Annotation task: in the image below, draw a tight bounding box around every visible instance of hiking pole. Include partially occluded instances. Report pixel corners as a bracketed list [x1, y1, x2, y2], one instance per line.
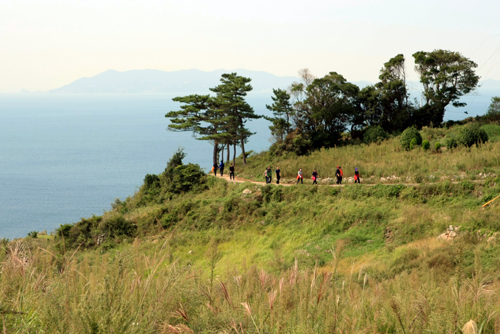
[483, 195, 500, 208]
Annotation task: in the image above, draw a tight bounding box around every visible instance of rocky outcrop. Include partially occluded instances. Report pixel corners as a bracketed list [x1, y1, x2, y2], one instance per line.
[437, 225, 460, 241]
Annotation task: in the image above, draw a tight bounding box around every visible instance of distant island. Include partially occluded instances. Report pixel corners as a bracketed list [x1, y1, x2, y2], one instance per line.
[49, 69, 300, 94]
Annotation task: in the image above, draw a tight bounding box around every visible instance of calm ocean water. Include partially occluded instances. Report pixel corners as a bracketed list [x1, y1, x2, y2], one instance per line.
[0, 94, 273, 238]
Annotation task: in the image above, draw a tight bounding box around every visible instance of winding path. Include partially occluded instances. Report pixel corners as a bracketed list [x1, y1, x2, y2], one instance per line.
[214, 173, 485, 188]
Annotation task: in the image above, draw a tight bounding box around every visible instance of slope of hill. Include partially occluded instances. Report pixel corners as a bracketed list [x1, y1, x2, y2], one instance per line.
[49, 69, 299, 94]
[3, 124, 500, 332]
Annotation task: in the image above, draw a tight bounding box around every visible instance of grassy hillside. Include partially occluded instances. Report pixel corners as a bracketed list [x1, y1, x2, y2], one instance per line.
[236, 125, 500, 184]
[2, 124, 500, 333]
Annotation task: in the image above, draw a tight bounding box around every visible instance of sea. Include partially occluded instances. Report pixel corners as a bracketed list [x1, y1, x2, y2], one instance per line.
[0, 93, 273, 239]
[0, 92, 495, 238]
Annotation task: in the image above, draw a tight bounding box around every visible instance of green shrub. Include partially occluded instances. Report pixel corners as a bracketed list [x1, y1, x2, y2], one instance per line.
[27, 231, 38, 238]
[422, 140, 430, 151]
[99, 213, 136, 238]
[400, 127, 422, 150]
[169, 163, 206, 194]
[410, 138, 418, 150]
[445, 137, 458, 150]
[56, 224, 73, 238]
[165, 147, 186, 180]
[269, 129, 312, 156]
[364, 126, 388, 144]
[435, 142, 442, 151]
[457, 123, 488, 147]
[144, 174, 160, 189]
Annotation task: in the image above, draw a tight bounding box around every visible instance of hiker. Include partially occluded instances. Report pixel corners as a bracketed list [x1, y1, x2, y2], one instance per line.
[212, 163, 218, 176]
[336, 166, 343, 184]
[312, 169, 318, 185]
[266, 166, 272, 184]
[275, 166, 281, 185]
[229, 164, 235, 180]
[219, 160, 225, 176]
[296, 168, 303, 184]
[354, 167, 361, 184]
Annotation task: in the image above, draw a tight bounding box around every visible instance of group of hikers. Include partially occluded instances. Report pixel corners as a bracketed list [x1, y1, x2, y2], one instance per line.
[212, 160, 361, 185]
[264, 165, 360, 185]
[212, 160, 236, 180]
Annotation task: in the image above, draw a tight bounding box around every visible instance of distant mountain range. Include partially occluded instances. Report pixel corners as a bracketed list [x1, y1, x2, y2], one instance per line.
[49, 69, 300, 94]
[48, 68, 500, 97]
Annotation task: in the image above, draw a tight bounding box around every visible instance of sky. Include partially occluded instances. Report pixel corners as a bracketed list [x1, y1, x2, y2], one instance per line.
[1, 0, 500, 92]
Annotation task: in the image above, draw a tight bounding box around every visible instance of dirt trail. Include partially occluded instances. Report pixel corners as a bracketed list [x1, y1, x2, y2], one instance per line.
[214, 173, 484, 188]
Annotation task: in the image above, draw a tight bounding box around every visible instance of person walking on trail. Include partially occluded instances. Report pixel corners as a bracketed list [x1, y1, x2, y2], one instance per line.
[354, 167, 361, 184]
[336, 166, 344, 184]
[296, 168, 304, 184]
[229, 164, 235, 180]
[219, 160, 225, 176]
[212, 163, 218, 176]
[266, 166, 272, 184]
[275, 166, 281, 185]
[312, 169, 318, 185]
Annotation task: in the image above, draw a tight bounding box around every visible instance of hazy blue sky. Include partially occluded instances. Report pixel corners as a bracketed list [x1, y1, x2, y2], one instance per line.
[1, 0, 500, 92]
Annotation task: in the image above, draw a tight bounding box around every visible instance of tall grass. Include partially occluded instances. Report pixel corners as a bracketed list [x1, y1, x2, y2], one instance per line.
[237, 136, 500, 182]
[1, 238, 499, 333]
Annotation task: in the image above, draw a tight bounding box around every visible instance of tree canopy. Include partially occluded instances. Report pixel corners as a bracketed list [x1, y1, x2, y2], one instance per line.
[413, 49, 480, 125]
[166, 73, 260, 166]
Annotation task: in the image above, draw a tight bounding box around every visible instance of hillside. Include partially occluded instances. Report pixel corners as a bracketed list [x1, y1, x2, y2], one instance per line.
[2, 124, 500, 332]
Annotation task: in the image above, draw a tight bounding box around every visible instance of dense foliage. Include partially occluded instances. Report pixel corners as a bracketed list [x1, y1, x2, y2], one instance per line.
[400, 127, 423, 150]
[363, 125, 388, 144]
[263, 50, 479, 156]
[457, 123, 489, 147]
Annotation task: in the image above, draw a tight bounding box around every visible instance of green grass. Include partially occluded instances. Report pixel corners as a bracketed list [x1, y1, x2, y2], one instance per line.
[234, 126, 500, 183]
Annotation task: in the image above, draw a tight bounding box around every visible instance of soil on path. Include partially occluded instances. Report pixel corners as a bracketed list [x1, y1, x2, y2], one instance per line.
[214, 173, 484, 188]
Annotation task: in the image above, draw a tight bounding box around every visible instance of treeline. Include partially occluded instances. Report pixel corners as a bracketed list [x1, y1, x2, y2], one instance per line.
[266, 50, 480, 155]
[166, 49, 480, 160]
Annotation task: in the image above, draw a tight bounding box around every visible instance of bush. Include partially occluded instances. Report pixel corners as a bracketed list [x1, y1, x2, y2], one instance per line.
[400, 127, 422, 150]
[363, 126, 388, 144]
[410, 138, 418, 150]
[165, 148, 186, 180]
[457, 123, 488, 147]
[422, 140, 430, 151]
[169, 163, 206, 194]
[144, 174, 160, 189]
[98, 213, 136, 238]
[435, 142, 442, 151]
[269, 129, 312, 156]
[27, 231, 38, 238]
[445, 137, 458, 150]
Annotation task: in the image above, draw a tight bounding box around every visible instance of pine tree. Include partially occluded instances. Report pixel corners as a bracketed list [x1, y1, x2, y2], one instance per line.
[210, 73, 260, 165]
[165, 94, 231, 165]
[265, 88, 294, 142]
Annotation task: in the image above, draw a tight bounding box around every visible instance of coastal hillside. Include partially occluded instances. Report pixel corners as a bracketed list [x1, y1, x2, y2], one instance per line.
[2, 123, 500, 333]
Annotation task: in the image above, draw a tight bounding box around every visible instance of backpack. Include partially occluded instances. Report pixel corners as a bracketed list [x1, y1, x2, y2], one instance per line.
[340, 169, 344, 177]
